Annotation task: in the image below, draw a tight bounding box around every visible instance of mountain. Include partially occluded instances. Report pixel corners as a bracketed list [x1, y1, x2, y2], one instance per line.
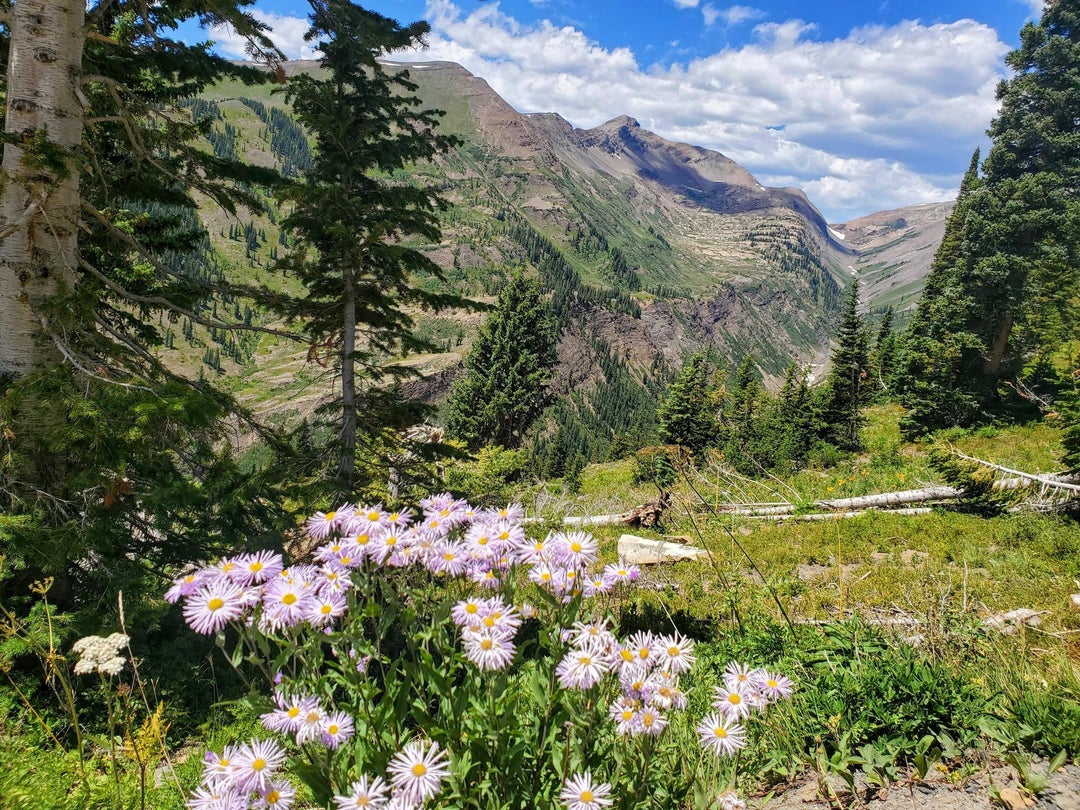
[831, 201, 955, 319]
[191, 60, 950, 464]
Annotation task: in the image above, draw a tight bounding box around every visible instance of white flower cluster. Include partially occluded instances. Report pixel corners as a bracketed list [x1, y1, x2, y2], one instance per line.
[71, 632, 129, 676]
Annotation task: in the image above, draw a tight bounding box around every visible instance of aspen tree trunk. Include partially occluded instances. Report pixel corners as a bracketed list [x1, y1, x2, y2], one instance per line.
[0, 0, 85, 376]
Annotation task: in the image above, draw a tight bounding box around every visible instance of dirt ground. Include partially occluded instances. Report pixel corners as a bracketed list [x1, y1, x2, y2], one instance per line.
[755, 761, 1080, 810]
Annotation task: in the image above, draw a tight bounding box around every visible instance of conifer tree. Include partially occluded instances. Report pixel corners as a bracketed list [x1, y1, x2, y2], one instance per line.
[821, 281, 870, 450]
[869, 307, 901, 401]
[279, 0, 463, 494]
[656, 352, 719, 456]
[901, 1, 1080, 433]
[446, 274, 560, 450]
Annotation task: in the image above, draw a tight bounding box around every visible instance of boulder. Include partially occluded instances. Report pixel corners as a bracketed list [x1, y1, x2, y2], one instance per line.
[618, 534, 709, 566]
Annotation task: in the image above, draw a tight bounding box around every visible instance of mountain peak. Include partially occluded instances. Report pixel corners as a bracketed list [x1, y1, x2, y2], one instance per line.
[597, 115, 641, 131]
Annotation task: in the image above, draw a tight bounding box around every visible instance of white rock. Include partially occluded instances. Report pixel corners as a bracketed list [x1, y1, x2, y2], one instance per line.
[982, 608, 1045, 634]
[617, 534, 710, 566]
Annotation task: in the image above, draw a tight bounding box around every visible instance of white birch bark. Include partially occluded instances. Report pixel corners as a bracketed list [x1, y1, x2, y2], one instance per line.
[0, 0, 85, 376]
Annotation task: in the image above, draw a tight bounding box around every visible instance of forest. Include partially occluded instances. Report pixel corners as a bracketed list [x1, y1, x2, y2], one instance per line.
[0, 0, 1079, 807]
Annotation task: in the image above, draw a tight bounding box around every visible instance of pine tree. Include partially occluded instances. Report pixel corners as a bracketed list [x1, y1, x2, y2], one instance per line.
[821, 281, 870, 451]
[901, 2, 1080, 433]
[279, 0, 464, 494]
[446, 274, 560, 450]
[869, 307, 901, 401]
[656, 353, 719, 456]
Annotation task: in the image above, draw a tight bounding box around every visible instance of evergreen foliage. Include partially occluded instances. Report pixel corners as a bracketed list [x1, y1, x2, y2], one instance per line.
[901, 1, 1080, 435]
[446, 274, 560, 449]
[869, 307, 901, 402]
[656, 353, 719, 455]
[820, 281, 871, 451]
[277, 0, 467, 495]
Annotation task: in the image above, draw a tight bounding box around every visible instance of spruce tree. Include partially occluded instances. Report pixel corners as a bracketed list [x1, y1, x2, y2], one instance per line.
[901, 1, 1080, 433]
[279, 0, 463, 494]
[869, 307, 900, 401]
[821, 281, 870, 451]
[656, 352, 719, 456]
[446, 274, 560, 450]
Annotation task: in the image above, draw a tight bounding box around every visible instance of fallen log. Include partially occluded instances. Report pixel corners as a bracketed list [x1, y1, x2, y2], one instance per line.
[740, 506, 934, 521]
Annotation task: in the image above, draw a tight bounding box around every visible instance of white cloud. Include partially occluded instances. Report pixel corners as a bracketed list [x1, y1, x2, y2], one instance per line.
[671, 0, 700, 8]
[1020, 0, 1045, 17]
[211, 10, 318, 61]
[709, 5, 765, 27]
[702, 4, 721, 27]
[229, 0, 1011, 220]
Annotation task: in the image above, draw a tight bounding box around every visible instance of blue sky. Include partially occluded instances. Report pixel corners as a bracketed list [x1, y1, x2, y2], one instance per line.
[207, 0, 1045, 220]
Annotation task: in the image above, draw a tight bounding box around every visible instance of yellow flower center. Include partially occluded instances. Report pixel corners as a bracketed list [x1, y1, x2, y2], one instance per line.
[388, 513, 399, 522]
[728, 694, 741, 705]
[252, 758, 266, 771]
[356, 799, 371, 807]
[540, 572, 551, 581]
[266, 790, 280, 803]
[367, 511, 380, 521]
[643, 713, 655, 726]
[328, 724, 339, 735]
[466, 603, 478, 614]
[321, 604, 332, 615]
[483, 616, 495, 628]
[581, 791, 594, 803]
[714, 726, 728, 738]
[287, 707, 300, 718]
[620, 649, 634, 662]
[219, 758, 230, 767]
[767, 679, 778, 688]
[638, 648, 650, 659]
[249, 561, 263, 572]
[443, 553, 455, 562]
[357, 534, 370, 545]
[570, 542, 582, 553]
[481, 639, 493, 650]
[621, 710, 633, 720]
[220, 562, 235, 573]
[325, 511, 337, 521]
[386, 537, 397, 547]
[207, 598, 225, 611]
[339, 557, 351, 566]
[668, 645, 680, 656]
[578, 655, 592, 666]
[412, 763, 427, 777]
[282, 593, 297, 606]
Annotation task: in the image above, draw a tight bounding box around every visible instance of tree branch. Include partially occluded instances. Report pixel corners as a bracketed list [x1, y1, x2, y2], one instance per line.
[79, 204, 304, 343]
[77, 256, 302, 341]
[39, 316, 156, 393]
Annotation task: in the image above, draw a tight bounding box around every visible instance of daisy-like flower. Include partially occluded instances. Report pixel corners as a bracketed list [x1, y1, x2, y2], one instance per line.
[186, 785, 246, 810]
[451, 597, 486, 627]
[713, 681, 754, 720]
[717, 792, 747, 810]
[307, 592, 348, 627]
[602, 563, 640, 584]
[307, 505, 353, 540]
[755, 670, 794, 702]
[696, 712, 747, 757]
[232, 738, 286, 794]
[650, 680, 688, 711]
[556, 641, 610, 690]
[183, 579, 249, 635]
[608, 697, 639, 736]
[255, 779, 295, 809]
[723, 661, 755, 691]
[295, 702, 328, 744]
[201, 744, 242, 788]
[165, 570, 211, 603]
[386, 740, 451, 805]
[428, 539, 468, 576]
[633, 706, 668, 736]
[556, 531, 599, 568]
[484, 503, 526, 522]
[625, 631, 658, 669]
[333, 775, 391, 809]
[320, 710, 355, 749]
[261, 694, 318, 735]
[569, 620, 617, 651]
[383, 508, 413, 528]
[582, 574, 613, 597]
[656, 631, 696, 675]
[262, 579, 314, 631]
[464, 631, 516, 671]
[348, 504, 387, 536]
[560, 772, 613, 810]
[232, 550, 284, 586]
[618, 665, 655, 702]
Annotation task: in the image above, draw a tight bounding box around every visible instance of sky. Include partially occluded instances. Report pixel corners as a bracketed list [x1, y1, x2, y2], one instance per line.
[205, 0, 1046, 221]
